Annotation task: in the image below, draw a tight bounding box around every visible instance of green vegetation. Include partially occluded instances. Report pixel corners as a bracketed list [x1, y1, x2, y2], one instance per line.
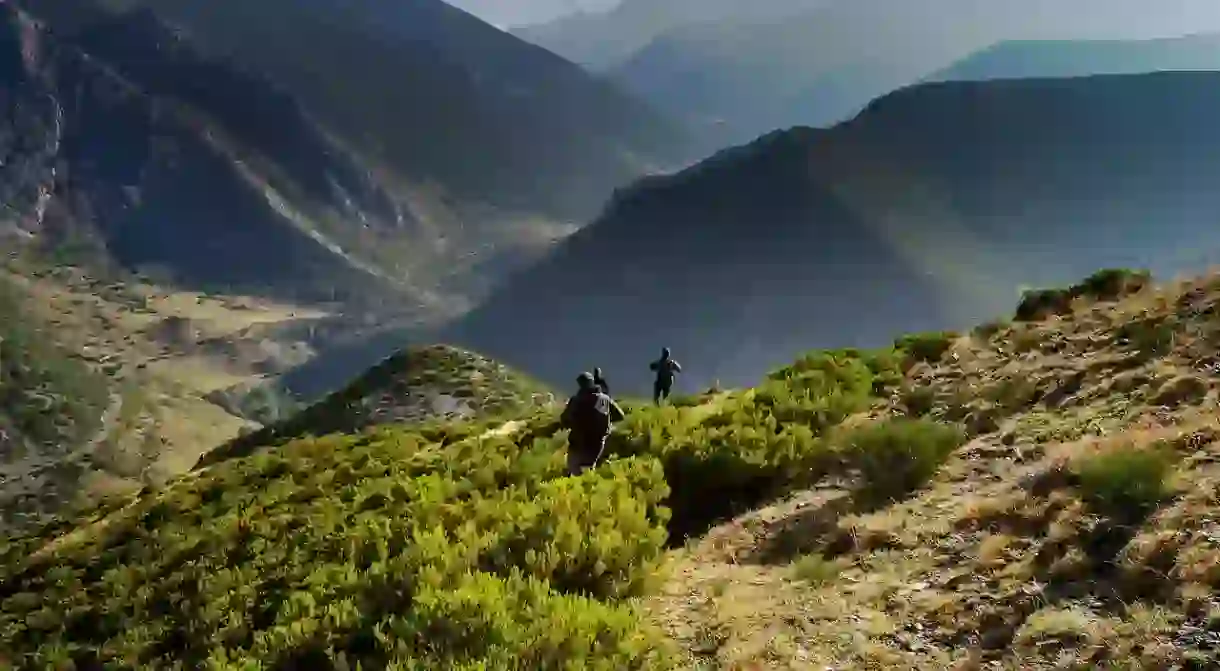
[11, 264, 1206, 668]
[1015, 268, 1150, 322]
[893, 331, 958, 367]
[199, 345, 554, 469]
[790, 553, 845, 586]
[0, 335, 972, 667]
[836, 418, 966, 506]
[1072, 443, 1176, 521]
[0, 420, 672, 669]
[0, 277, 110, 457]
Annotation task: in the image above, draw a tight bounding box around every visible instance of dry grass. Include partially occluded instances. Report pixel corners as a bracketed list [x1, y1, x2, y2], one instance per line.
[0, 267, 320, 530]
[649, 270, 1220, 669]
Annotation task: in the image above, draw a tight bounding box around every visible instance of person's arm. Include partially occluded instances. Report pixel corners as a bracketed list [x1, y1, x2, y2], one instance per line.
[649, 361, 658, 371]
[672, 360, 683, 373]
[559, 399, 575, 428]
[607, 398, 625, 423]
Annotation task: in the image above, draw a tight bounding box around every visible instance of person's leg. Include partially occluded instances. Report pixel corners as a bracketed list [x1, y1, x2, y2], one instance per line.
[653, 381, 663, 405]
[659, 383, 672, 404]
[567, 448, 586, 476]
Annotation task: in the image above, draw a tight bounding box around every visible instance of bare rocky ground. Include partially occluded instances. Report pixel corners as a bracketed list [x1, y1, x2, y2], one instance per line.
[645, 271, 1220, 670]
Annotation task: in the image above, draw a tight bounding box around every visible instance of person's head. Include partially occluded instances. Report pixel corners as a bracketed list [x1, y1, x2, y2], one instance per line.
[576, 372, 595, 391]
[661, 347, 671, 359]
[593, 367, 603, 378]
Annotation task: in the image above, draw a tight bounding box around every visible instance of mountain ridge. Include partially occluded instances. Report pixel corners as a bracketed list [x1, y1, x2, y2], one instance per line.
[927, 31, 1220, 83]
[442, 71, 1220, 394]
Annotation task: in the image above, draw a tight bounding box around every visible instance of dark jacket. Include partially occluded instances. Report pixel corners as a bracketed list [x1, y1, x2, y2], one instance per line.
[560, 388, 624, 458]
[649, 357, 682, 385]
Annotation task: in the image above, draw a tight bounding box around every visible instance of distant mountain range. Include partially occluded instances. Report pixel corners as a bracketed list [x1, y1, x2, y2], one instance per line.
[927, 32, 1220, 83]
[513, 0, 826, 70]
[441, 71, 1220, 393]
[520, 0, 1220, 151]
[4, 0, 690, 314]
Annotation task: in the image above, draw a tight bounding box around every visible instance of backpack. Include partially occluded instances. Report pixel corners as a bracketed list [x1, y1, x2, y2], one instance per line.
[575, 391, 611, 437]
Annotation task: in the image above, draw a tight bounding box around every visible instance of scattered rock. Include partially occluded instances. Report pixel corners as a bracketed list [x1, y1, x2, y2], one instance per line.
[1150, 375, 1210, 408]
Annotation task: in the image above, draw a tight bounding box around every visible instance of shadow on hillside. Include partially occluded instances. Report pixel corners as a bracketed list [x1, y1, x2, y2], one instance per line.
[739, 484, 918, 565]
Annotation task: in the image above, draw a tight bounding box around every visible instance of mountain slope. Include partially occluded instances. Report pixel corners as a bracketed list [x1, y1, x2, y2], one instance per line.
[95, 0, 692, 223]
[928, 32, 1220, 83]
[0, 274, 112, 529]
[197, 344, 555, 469]
[0, 252, 355, 532]
[8, 267, 1220, 667]
[443, 72, 1220, 394]
[0, 1, 423, 309]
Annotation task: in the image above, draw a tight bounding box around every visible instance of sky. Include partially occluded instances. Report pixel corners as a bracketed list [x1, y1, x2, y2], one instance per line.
[445, 0, 619, 28]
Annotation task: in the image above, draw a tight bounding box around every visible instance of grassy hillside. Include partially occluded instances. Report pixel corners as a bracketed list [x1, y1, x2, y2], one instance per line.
[0, 275, 112, 494]
[0, 257, 345, 532]
[8, 267, 1220, 668]
[198, 345, 556, 469]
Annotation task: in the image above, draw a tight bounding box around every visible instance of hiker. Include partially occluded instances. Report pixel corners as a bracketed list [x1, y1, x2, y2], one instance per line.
[649, 347, 682, 405]
[592, 367, 610, 395]
[559, 372, 624, 475]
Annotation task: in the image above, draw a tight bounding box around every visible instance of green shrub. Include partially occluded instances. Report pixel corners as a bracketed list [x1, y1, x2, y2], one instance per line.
[1076, 268, 1151, 302]
[972, 319, 1009, 341]
[899, 385, 938, 417]
[1073, 444, 1174, 521]
[1015, 287, 1074, 322]
[1114, 316, 1176, 359]
[1014, 268, 1150, 322]
[791, 553, 844, 586]
[835, 418, 967, 505]
[894, 331, 957, 368]
[607, 364, 888, 541]
[0, 423, 672, 669]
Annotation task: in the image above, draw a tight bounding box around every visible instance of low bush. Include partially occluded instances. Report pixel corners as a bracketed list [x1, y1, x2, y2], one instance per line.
[894, 331, 958, 368]
[791, 553, 844, 586]
[835, 418, 967, 505]
[0, 423, 672, 669]
[606, 348, 905, 541]
[1015, 268, 1151, 322]
[1072, 443, 1175, 521]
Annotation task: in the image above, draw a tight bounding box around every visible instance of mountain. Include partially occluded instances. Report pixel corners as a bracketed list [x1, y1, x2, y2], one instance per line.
[442, 72, 1220, 394]
[445, 0, 619, 30]
[512, 0, 825, 70]
[0, 1, 423, 309]
[928, 32, 1220, 83]
[96, 0, 692, 224]
[599, 0, 1220, 150]
[607, 1, 972, 150]
[7, 266, 1220, 667]
[197, 344, 555, 468]
[2, 0, 690, 329]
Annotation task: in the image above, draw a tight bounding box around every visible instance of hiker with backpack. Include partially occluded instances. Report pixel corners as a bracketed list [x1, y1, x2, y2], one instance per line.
[559, 372, 624, 475]
[649, 347, 682, 405]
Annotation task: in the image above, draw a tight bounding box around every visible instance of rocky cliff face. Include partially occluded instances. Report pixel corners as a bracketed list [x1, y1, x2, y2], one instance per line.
[0, 3, 412, 307]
